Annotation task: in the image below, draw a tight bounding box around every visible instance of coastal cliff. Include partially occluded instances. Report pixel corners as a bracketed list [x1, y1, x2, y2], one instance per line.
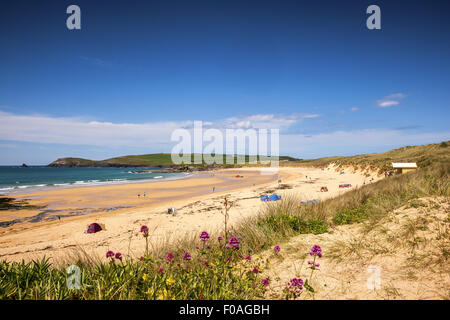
[46, 155, 214, 171]
[47, 154, 299, 169]
[47, 154, 176, 168]
[47, 158, 100, 167]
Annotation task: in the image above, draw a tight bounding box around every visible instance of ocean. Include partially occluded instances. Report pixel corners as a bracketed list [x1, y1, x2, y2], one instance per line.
[0, 166, 190, 194]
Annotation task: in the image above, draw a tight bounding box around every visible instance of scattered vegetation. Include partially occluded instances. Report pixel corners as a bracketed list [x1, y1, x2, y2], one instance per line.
[332, 205, 368, 225]
[0, 236, 268, 300]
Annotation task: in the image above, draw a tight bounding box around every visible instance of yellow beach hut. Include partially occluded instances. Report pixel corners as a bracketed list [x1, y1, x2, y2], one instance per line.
[392, 162, 418, 174]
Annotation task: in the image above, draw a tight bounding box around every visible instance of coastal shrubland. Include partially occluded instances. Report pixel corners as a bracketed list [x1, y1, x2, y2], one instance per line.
[0, 161, 448, 299]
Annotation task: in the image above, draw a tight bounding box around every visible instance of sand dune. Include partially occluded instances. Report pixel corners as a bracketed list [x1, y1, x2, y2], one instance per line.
[261, 196, 450, 300]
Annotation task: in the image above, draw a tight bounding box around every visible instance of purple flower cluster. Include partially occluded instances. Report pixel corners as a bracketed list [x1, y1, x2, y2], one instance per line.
[200, 231, 210, 242]
[140, 225, 149, 237]
[250, 267, 259, 274]
[287, 277, 304, 293]
[106, 250, 122, 262]
[183, 252, 191, 261]
[228, 237, 240, 249]
[308, 261, 320, 267]
[309, 244, 322, 258]
[273, 245, 281, 254]
[166, 252, 174, 263]
[262, 278, 270, 286]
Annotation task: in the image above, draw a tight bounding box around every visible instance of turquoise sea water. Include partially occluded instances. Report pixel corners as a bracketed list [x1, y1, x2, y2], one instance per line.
[0, 166, 188, 194]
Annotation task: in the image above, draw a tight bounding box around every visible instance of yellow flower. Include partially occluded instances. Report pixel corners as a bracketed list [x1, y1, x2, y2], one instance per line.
[146, 288, 154, 296]
[142, 273, 149, 282]
[165, 276, 175, 286]
[157, 289, 172, 300]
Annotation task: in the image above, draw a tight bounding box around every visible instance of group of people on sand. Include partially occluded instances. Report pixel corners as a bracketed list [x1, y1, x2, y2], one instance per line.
[137, 192, 147, 198]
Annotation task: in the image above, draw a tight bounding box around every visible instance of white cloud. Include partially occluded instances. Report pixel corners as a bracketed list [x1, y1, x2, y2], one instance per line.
[0, 111, 191, 147]
[378, 101, 399, 107]
[1, 110, 448, 159]
[350, 107, 359, 112]
[376, 93, 406, 108]
[221, 113, 319, 130]
[0, 111, 317, 147]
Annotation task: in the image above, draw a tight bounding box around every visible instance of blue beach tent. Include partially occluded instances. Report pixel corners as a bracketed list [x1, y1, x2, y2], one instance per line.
[269, 194, 282, 201]
[260, 194, 281, 201]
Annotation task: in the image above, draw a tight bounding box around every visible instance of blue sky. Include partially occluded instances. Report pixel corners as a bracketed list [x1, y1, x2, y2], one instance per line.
[0, 0, 449, 164]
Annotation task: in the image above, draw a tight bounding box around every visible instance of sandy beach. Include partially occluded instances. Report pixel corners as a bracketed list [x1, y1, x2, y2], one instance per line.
[0, 166, 380, 263]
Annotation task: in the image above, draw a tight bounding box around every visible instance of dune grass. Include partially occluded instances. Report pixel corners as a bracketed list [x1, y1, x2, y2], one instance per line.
[0, 162, 448, 300]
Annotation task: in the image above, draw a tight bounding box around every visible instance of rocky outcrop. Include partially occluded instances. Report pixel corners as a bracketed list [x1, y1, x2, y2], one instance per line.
[47, 158, 150, 168]
[47, 158, 97, 167]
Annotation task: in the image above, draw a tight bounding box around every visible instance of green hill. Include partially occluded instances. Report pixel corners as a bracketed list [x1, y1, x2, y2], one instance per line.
[291, 141, 450, 172]
[47, 154, 298, 168]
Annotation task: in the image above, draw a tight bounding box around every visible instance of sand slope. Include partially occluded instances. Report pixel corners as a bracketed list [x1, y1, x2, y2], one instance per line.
[261, 196, 450, 300]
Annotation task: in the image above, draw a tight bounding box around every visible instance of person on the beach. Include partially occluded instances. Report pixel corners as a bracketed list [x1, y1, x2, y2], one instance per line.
[138, 193, 140, 198]
[143, 192, 146, 197]
[212, 187, 215, 192]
